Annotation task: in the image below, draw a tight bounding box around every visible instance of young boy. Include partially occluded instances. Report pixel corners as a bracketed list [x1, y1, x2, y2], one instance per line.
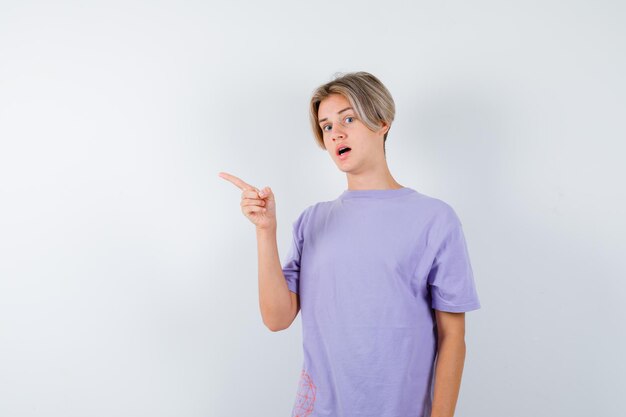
[219, 71, 481, 417]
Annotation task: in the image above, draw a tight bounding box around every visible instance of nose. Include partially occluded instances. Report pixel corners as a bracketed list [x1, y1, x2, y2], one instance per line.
[332, 124, 346, 142]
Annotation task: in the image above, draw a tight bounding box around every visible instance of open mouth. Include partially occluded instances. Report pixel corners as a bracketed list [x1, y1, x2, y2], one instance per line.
[337, 147, 351, 156]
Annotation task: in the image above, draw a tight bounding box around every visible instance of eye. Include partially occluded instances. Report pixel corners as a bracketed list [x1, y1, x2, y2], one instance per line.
[321, 116, 355, 133]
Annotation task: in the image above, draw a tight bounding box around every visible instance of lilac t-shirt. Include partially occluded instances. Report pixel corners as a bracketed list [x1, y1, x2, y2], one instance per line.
[282, 186, 481, 417]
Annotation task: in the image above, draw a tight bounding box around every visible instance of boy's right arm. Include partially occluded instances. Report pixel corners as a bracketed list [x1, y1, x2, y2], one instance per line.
[216, 172, 298, 331]
[256, 227, 300, 331]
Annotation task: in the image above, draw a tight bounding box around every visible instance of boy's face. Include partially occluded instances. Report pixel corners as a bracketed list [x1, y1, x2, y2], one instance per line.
[318, 93, 388, 174]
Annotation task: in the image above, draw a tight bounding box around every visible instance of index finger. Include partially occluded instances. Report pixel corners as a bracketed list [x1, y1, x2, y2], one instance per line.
[218, 171, 258, 191]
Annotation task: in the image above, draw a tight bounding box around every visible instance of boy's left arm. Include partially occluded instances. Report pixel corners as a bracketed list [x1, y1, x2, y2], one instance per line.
[430, 310, 468, 417]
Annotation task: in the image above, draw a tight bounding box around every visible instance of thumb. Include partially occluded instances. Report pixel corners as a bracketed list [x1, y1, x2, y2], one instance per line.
[258, 186, 273, 200]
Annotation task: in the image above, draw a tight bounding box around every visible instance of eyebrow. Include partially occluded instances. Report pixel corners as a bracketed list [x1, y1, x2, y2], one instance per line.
[318, 107, 353, 124]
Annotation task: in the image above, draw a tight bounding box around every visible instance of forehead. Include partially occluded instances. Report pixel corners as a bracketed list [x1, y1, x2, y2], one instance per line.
[318, 93, 351, 115]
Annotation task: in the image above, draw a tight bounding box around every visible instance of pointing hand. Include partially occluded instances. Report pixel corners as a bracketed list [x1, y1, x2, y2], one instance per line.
[218, 171, 277, 231]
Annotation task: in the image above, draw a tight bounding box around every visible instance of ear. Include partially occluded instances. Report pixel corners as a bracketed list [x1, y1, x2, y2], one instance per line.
[379, 121, 390, 135]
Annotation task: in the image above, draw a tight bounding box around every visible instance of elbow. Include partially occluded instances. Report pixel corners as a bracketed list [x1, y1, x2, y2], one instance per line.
[265, 321, 288, 332]
[262, 301, 297, 332]
[262, 313, 290, 332]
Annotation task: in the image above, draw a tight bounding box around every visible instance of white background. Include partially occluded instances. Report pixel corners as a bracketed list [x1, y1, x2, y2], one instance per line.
[1, 1, 624, 416]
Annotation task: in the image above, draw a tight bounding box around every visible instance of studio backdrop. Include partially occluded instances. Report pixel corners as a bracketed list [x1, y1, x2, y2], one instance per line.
[0, 1, 624, 416]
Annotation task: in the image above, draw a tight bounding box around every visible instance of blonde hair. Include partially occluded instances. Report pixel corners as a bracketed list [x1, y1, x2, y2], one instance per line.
[309, 71, 396, 153]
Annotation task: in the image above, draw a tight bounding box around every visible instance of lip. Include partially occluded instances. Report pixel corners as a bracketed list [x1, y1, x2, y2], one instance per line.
[336, 144, 351, 156]
[337, 146, 351, 161]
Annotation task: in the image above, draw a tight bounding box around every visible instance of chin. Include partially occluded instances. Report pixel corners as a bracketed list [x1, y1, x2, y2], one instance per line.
[335, 164, 353, 173]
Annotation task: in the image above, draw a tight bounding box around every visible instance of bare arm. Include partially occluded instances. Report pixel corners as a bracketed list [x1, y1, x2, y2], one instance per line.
[218, 171, 299, 332]
[430, 310, 467, 417]
[257, 227, 300, 331]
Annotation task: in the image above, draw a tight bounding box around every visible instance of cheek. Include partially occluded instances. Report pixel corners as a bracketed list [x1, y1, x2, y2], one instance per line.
[323, 137, 333, 150]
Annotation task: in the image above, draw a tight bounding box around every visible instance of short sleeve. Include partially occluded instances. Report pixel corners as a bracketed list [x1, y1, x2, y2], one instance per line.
[282, 209, 307, 294]
[427, 217, 481, 313]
